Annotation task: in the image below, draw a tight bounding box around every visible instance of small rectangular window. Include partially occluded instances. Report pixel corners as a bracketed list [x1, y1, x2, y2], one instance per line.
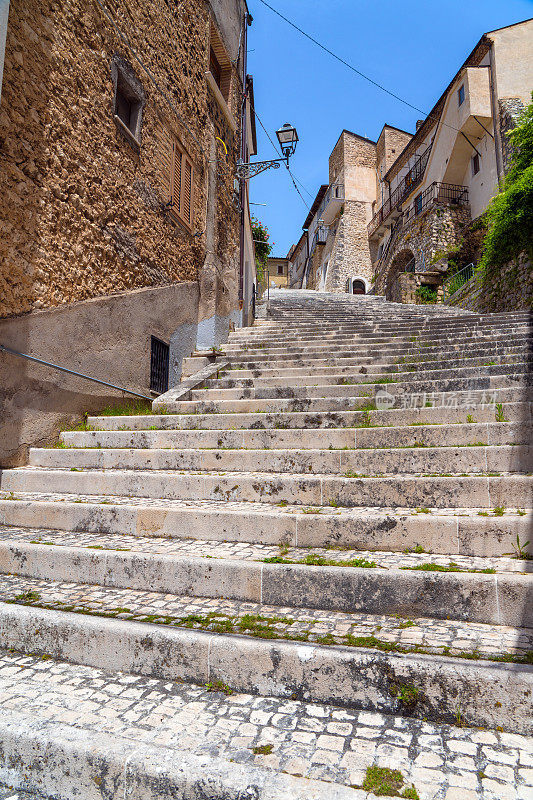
[277, 264, 284, 275]
[116, 89, 132, 128]
[210, 47, 222, 90]
[150, 336, 169, 393]
[414, 193, 423, 215]
[112, 56, 145, 146]
[472, 153, 480, 175]
[458, 84, 465, 106]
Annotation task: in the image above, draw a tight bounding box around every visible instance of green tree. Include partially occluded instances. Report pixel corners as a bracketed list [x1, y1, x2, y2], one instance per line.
[480, 93, 533, 272]
[251, 216, 273, 284]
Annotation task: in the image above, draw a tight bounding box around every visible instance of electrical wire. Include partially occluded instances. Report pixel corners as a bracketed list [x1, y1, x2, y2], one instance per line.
[257, 0, 479, 138]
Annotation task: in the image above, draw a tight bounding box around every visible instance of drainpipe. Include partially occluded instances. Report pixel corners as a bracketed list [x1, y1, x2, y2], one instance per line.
[0, 0, 10, 106]
[238, 12, 251, 322]
[487, 40, 503, 183]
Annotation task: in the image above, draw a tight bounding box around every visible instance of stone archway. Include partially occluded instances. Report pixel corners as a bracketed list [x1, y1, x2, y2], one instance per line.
[346, 276, 369, 295]
[386, 249, 415, 301]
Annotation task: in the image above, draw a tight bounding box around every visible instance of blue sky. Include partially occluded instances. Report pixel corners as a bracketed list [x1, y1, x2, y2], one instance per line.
[246, 0, 533, 256]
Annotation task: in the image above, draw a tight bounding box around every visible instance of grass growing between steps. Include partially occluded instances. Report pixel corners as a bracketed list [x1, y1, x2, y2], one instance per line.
[261, 554, 377, 568]
[356, 765, 419, 798]
[4, 594, 532, 667]
[401, 563, 496, 574]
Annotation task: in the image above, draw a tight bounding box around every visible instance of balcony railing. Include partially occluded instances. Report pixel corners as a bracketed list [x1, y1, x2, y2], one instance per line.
[368, 145, 432, 238]
[402, 181, 469, 223]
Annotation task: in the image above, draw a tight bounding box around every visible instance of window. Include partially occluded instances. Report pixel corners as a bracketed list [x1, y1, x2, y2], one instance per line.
[208, 22, 232, 103]
[111, 55, 145, 147]
[458, 84, 465, 106]
[277, 264, 284, 275]
[209, 47, 222, 90]
[150, 336, 169, 394]
[414, 193, 423, 216]
[472, 153, 480, 176]
[169, 138, 194, 228]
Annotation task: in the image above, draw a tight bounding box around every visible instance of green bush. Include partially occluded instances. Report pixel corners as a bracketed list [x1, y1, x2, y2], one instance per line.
[416, 285, 438, 304]
[480, 93, 533, 272]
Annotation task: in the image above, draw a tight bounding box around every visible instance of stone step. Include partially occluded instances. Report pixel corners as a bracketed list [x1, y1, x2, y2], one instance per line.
[1, 532, 530, 626]
[2, 468, 531, 508]
[59, 421, 531, 451]
[0, 579, 531, 733]
[1, 651, 531, 800]
[157, 377, 531, 414]
[28, 444, 533, 476]
[193, 377, 530, 402]
[86, 399, 533, 431]
[221, 335, 530, 356]
[1, 495, 529, 556]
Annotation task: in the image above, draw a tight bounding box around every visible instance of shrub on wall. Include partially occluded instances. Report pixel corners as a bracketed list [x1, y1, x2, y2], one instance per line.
[480, 93, 533, 273]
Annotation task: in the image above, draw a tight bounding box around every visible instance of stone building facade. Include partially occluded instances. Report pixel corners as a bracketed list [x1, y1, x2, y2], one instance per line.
[0, 0, 256, 465]
[289, 18, 532, 307]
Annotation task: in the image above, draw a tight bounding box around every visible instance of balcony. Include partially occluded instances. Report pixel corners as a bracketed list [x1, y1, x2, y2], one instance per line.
[318, 183, 344, 225]
[402, 181, 469, 224]
[308, 225, 328, 260]
[368, 145, 432, 239]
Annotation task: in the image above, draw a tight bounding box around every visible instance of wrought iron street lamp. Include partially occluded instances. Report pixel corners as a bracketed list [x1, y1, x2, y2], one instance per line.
[236, 122, 299, 180]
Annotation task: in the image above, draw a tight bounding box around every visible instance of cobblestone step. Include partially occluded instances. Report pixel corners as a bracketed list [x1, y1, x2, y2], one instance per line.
[1, 651, 532, 800]
[27, 444, 533, 475]
[58, 420, 532, 450]
[2, 468, 532, 508]
[86, 400, 533, 431]
[1, 495, 529, 556]
[0, 578, 531, 733]
[0, 531, 529, 626]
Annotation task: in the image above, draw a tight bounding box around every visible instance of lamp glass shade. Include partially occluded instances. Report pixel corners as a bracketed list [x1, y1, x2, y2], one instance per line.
[276, 123, 298, 148]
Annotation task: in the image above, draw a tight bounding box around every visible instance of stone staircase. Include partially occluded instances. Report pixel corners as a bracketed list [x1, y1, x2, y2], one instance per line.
[0, 289, 531, 800]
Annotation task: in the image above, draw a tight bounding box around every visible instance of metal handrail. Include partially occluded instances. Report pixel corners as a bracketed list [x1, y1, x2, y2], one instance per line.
[0, 343, 153, 400]
[443, 262, 475, 301]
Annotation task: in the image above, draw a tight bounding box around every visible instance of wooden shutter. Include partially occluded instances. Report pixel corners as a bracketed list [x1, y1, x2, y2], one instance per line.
[171, 139, 182, 217]
[182, 157, 193, 227]
[167, 135, 194, 229]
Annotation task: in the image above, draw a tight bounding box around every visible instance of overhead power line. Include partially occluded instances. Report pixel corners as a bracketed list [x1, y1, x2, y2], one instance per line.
[257, 0, 476, 138]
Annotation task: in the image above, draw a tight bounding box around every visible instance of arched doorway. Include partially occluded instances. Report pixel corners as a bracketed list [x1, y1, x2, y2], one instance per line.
[346, 276, 368, 295]
[386, 249, 415, 300]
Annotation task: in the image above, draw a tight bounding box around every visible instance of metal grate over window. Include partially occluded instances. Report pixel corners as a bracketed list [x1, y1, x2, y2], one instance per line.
[150, 336, 169, 394]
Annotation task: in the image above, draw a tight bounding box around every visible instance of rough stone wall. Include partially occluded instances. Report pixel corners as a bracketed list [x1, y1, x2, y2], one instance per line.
[0, 0, 242, 319]
[446, 252, 533, 312]
[499, 98, 526, 173]
[374, 203, 470, 296]
[325, 202, 373, 292]
[376, 126, 412, 177]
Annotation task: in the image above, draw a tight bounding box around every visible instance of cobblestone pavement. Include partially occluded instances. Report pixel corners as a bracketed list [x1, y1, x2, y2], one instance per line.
[2, 490, 526, 521]
[0, 787, 46, 800]
[0, 650, 531, 800]
[0, 525, 529, 573]
[0, 574, 531, 658]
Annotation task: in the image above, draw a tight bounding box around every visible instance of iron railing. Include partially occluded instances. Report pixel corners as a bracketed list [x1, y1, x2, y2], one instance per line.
[368, 145, 432, 237]
[443, 262, 475, 301]
[403, 181, 469, 223]
[0, 344, 153, 399]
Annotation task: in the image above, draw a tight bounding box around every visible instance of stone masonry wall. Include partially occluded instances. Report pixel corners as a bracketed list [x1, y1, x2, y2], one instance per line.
[0, 0, 242, 319]
[374, 203, 470, 297]
[325, 202, 373, 292]
[446, 251, 533, 312]
[376, 126, 413, 179]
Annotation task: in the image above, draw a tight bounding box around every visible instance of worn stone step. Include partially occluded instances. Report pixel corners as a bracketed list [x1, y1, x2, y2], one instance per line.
[1, 533, 530, 626]
[1, 651, 531, 800]
[86, 399, 533, 431]
[59, 421, 532, 451]
[1, 495, 529, 556]
[28, 444, 533, 476]
[157, 377, 531, 414]
[0, 581, 531, 733]
[2, 468, 531, 508]
[192, 375, 530, 401]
